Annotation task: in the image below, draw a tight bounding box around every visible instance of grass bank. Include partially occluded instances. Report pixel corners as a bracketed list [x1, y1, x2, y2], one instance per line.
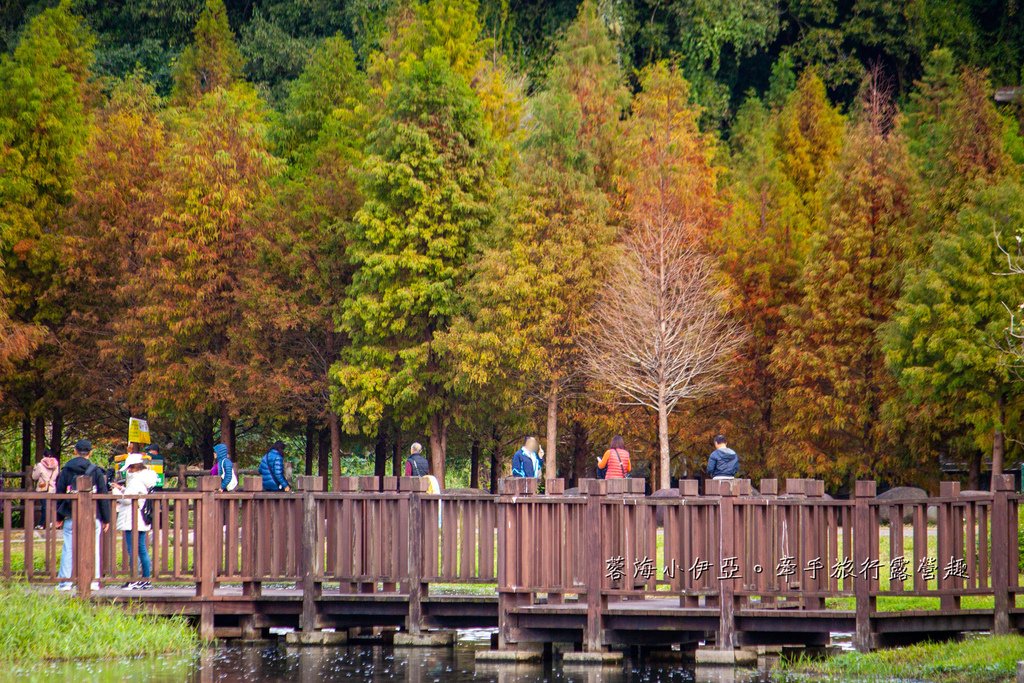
[779, 634, 1024, 682]
[0, 583, 198, 661]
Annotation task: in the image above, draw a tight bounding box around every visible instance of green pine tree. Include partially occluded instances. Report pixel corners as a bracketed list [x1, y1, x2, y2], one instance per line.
[334, 52, 495, 485]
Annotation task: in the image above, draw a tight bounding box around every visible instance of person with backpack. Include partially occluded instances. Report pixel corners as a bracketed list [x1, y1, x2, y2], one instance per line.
[258, 441, 291, 492]
[511, 437, 543, 478]
[112, 453, 157, 590]
[213, 443, 237, 491]
[597, 435, 632, 479]
[54, 439, 111, 591]
[706, 434, 739, 480]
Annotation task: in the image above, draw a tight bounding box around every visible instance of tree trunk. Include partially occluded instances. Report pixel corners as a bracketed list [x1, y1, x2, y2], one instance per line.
[992, 393, 1006, 489]
[489, 430, 500, 494]
[967, 451, 981, 491]
[428, 412, 447, 488]
[304, 419, 315, 476]
[220, 403, 233, 459]
[470, 439, 481, 489]
[329, 412, 341, 491]
[657, 400, 671, 490]
[545, 379, 558, 480]
[374, 429, 388, 478]
[391, 439, 400, 477]
[570, 419, 589, 484]
[21, 416, 31, 471]
[50, 408, 63, 463]
[200, 417, 215, 469]
[34, 415, 45, 461]
[230, 418, 237, 461]
[318, 428, 329, 485]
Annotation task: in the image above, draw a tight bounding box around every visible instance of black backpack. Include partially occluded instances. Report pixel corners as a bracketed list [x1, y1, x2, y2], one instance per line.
[141, 493, 154, 527]
[408, 454, 429, 477]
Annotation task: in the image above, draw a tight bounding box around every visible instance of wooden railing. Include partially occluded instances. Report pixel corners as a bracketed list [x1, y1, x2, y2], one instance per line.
[0, 473, 1018, 650]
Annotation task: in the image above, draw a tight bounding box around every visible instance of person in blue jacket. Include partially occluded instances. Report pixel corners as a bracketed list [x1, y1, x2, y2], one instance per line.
[213, 444, 237, 491]
[511, 436, 543, 478]
[258, 441, 291, 492]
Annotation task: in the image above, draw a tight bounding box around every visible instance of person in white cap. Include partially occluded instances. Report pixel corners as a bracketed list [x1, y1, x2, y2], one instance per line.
[113, 453, 158, 590]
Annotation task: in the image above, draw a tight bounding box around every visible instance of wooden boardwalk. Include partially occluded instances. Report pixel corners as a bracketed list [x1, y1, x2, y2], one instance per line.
[2, 473, 1021, 654]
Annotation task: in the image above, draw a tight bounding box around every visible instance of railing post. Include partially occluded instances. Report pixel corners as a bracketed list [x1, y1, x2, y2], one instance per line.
[582, 478, 607, 652]
[197, 476, 219, 640]
[405, 477, 428, 634]
[241, 478, 262, 598]
[992, 474, 1014, 635]
[938, 481, 961, 611]
[854, 480, 877, 652]
[73, 475, 96, 597]
[717, 481, 737, 650]
[297, 476, 323, 633]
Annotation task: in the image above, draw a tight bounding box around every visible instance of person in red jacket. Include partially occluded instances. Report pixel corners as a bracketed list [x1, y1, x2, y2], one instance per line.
[598, 435, 632, 479]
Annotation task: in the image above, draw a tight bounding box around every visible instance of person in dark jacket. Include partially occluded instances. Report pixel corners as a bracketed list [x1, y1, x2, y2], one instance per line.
[54, 439, 111, 590]
[511, 436, 543, 478]
[405, 442, 429, 477]
[258, 441, 291, 492]
[706, 435, 739, 480]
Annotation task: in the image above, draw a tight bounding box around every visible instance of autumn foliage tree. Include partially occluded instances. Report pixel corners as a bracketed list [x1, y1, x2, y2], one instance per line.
[772, 75, 916, 489]
[585, 62, 740, 489]
[132, 84, 278, 465]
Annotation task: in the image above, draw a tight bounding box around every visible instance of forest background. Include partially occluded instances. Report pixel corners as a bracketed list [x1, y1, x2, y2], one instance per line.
[2, 0, 1024, 492]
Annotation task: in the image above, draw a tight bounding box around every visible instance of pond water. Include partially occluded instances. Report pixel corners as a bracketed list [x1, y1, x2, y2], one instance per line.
[0, 630, 784, 683]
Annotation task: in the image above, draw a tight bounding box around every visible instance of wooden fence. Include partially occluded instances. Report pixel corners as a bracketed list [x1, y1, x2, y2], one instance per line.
[0, 473, 1018, 651]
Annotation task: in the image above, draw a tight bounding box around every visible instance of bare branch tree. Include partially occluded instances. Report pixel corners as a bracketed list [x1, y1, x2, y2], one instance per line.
[582, 215, 747, 489]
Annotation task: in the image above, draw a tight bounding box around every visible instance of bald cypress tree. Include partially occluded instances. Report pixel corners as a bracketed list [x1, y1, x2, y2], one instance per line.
[772, 77, 915, 488]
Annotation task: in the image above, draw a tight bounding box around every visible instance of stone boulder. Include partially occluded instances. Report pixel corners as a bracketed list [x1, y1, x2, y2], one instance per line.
[876, 486, 931, 523]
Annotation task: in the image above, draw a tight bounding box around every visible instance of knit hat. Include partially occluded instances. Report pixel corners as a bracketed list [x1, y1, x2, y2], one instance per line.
[214, 443, 229, 460]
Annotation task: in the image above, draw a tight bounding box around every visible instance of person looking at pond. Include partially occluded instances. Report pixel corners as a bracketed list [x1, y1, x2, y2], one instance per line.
[259, 441, 291, 492]
[113, 453, 157, 590]
[598, 435, 632, 479]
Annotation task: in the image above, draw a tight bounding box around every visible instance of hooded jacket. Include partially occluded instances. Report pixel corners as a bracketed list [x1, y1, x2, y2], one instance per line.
[32, 457, 59, 493]
[258, 447, 289, 491]
[214, 444, 235, 491]
[706, 446, 739, 478]
[54, 456, 111, 523]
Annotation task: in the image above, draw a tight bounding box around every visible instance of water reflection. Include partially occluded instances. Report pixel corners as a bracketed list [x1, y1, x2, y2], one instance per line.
[0, 638, 778, 683]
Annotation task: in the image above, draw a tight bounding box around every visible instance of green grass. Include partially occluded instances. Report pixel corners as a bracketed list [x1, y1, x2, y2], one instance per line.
[0, 583, 199, 661]
[778, 634, 1024, 682]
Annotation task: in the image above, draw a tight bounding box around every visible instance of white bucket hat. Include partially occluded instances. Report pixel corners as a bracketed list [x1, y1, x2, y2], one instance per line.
[120, 452, 146, 472]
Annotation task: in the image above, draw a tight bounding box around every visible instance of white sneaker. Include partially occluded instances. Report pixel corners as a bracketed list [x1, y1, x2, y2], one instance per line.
[56, 582, 73, 592]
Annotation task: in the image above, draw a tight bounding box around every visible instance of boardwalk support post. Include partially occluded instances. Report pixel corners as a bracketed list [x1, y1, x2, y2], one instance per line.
[405, 477, 428, 636]
[583, 478, 607, 652]
[717, 481, 737, 650]
[298, 476, 323, 633]
[197, 476, 220, 640]
[73, 475, 96, 597]
[854, 480, 876, 652]
[992, 473, 1014, 635]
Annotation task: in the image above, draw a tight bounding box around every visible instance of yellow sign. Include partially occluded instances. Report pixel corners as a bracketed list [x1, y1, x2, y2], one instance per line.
[128, 417, 151, 444]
